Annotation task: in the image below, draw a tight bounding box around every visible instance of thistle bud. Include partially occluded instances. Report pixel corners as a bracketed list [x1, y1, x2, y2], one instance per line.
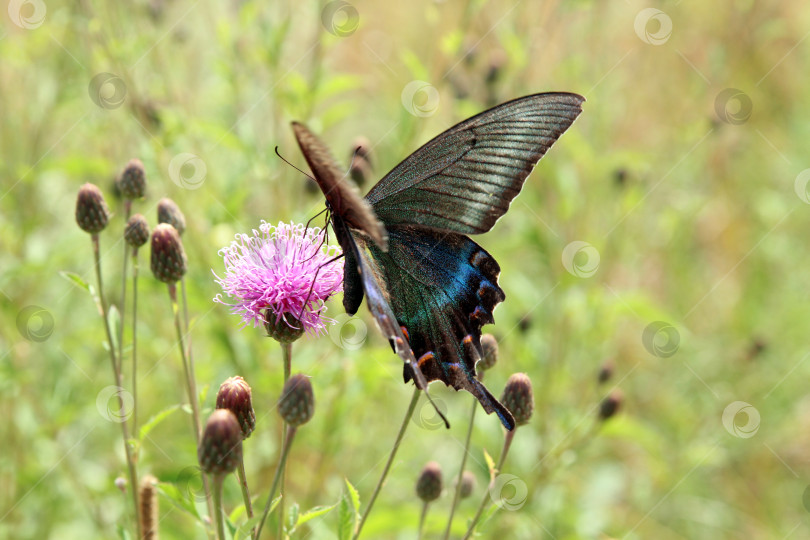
[459, 470, 476, 499]
[157, 198, 186, 235]
[500, 373, 534, 426]
[75, 183, 110, 234]
[597, 359, 614, 385]
[119, 158, 147, 200]
[124, 213, 150, 248]
[478, 334, 499, 372]
[278, 374, 314, 427]
[216, 376, 256, 439]
[150, 223, 187, 283]
[139, 474, 159, 540]
[416, 461, 443, 503]
[199, 409, 243, 476]
[598, 390, 623, 421]
[265, 311, 305, 344]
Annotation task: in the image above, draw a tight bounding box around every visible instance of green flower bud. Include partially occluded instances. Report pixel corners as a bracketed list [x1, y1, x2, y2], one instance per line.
[75, 183, 110, 234]
[216, 376, 256, 439]
[157, 198, 186, 235]
[199, 410, 243, 476]
[278, 374, 315, 427]
[124, 213, 150, 248]
[500, 373, 534, 426]
[119, 158, 146, 200]
[416, 461, 443, 503]
[150, 223, 187, 283]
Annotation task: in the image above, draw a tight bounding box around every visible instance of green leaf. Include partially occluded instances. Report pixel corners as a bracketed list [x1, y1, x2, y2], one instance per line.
[287, 502, 299, 532]
[157, 482, 200, 519]
[59, 271, 90, 293]
[291, 502, 338, 533]
[139, 404, 181, 441]
[345, 478, 360, 515]
[483, 449, 496, 481]
[337, 490, 354, 540]
[107, 304, 121, 353]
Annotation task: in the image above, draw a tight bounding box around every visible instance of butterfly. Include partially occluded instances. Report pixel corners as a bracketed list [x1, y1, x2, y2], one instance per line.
[292, 93, 584, 430]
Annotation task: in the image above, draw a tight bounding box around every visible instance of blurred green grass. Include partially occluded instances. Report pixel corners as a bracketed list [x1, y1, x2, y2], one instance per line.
[2, 0, 809, 538]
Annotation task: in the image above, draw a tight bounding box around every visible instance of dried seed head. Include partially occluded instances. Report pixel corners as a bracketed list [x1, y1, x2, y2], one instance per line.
[139, 474, 159, 540]
[278, 374, 315, 427]
[599, 390, 623, 422]
[150, 223, 187, 283]
[119, 158, 147, 200]
[478, 334, 499, 372]
[198, 409, 243, 476]
[124, 213, 150, 248]
[416, 461, 443, 503]
[75, 183, 110, 234]
[459, 470, 476, 499]
[265, 310, 305, 344]
[157, 197, 186, 235]
[216, 376, 256, 439]
[501, 373, 534, 426]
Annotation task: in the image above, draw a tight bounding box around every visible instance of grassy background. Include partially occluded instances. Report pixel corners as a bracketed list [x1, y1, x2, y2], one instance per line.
[2, 0, 809, 538]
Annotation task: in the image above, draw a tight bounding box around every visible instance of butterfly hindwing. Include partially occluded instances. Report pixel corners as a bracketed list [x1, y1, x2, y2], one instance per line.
[365, 92, 584, 235]
[357, 225, 515, 429]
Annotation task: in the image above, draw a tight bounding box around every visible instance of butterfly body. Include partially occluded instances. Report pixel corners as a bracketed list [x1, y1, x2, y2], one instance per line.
[293, 93, 584, 430]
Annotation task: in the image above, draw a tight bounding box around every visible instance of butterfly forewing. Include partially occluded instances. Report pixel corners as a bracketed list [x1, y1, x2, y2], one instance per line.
[365, 92, 584, 234]
[292, 122, 388, 250]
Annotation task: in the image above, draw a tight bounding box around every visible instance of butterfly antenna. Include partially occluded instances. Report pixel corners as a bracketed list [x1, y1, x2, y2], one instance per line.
[275, 146, 316, 181]
[296, 253, 345, 321]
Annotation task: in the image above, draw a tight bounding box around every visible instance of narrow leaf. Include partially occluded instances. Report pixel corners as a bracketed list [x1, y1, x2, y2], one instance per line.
[295, 502, 338, 529]
[337, 491, 353, 540]
[60, 271, 91, 293]
[345, 477, 360, 515]
[139, 404, 181, 440]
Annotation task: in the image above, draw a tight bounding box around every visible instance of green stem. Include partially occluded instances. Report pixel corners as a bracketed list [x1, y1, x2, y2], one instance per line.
[256, 425, 298, 540]
[130, 246, 140, 446]
[118, 199, 131, 376]
[212, 474, 226, 540]
[353, 387, 420, 540]
[462, 429, 516, 540]
[236, 458, 256, 539]
[168, 282, 215, 533]
[92, 234, 141, 540]
[278, 341, 292, 539]
[443, 396, 477, 539]
[418, 501, 429, 540]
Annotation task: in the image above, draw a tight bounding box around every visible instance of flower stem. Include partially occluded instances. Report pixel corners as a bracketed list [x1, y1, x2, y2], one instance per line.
[212, 474, 226, 540]
[130, 246, 140, 445]
[443, 396, 477, 539]
[256, 425, 298, 540]
[353, 387, 420, 540]
[278, 341, 292, 540]
[168, 282, 215, 532]
[236, 458, 256, 539]
[92, 234, 141, 540]
[118, 199, 131, 375]
[462, 428, 516, 540]
[418, 501, 429, 540]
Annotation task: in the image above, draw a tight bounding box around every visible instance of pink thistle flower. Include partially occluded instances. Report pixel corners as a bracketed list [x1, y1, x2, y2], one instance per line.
[214, 221, 344, 336]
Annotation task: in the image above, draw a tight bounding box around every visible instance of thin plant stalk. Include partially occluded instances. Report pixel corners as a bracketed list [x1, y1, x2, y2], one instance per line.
[278, 341, 292, 539]
[417, 501, 430, 540]
[236, 459, 256, 539]
[462, 429, 516, 540]
[443, 396, 478, 539]
[130, 245, 140, 440]
[92, 234, 141, 540]
[212, 474, 226, 540]
[256, 425, 298, 539]
[167, 282, 215, 527]
[118, 199, 132, 375]
[353, 387, 421, 540]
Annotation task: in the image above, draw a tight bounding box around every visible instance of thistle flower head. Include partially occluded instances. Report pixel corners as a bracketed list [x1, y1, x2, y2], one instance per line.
[119, 158, 146, 200]
[125, 213, 150, 248]
[157, 198, 186, 235]
[150, 223, 187, 283]
[459, 470, 476, 499]
[199, 409, 243, 476]
[278, 373, 315, 427]
[214, 221, 343, 337]
[216, 376, 256, 439]
[599, 389, 623, 421]
[501, 373, 534, 426]
[75, 183, 110, 234]
[416, 461, 443, 502]
[478, 333, 499, 373]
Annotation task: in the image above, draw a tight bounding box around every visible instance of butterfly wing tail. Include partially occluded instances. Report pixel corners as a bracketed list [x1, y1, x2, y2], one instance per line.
[468, 377, 515, 431]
